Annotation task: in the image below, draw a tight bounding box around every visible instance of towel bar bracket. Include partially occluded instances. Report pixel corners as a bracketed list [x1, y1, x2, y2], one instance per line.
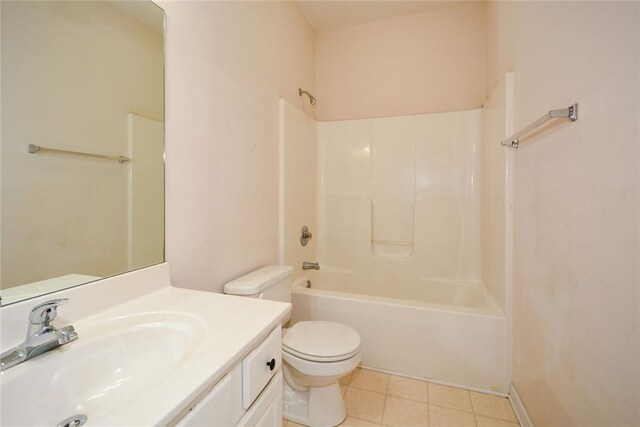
[502, 103, 578, 148]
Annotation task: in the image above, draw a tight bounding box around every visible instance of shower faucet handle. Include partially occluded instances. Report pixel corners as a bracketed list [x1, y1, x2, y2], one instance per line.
[300, 226, 313, 246]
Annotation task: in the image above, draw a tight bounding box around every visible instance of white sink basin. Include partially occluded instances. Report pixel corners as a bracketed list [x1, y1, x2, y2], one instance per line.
[0, 311, 206, 426]
[0, 271, 291, 427]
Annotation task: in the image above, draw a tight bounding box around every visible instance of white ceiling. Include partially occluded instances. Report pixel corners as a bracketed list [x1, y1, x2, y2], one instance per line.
[297, 1, 477, 31]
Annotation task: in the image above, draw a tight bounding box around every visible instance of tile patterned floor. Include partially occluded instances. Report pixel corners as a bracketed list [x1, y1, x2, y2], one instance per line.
[284, 368, 519, 427]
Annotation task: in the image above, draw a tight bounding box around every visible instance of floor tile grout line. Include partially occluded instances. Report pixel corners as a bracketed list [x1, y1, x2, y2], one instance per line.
[380, 384, 388, 425]
[346, 413, 380, 424]
[350, 385, 430, 405]
[387, 371, 429, 405]
[474, 413, 521, 425]
[465, 388, 475, 420]
[344, 386, 386, 425]
[346, 410, 383, 425]
[349, 368, 391, 395]
[349, 384, 390, 394]
[427, 382, 431, 427]
[429, 403, 478, 416]
[469, 390, 520, 424]
[348, 384, 389, 396]
[386, 391, 429, 404]
[469, 394, 520, 424]
[468, 390, 479, 427]
[428, 403, 519, 425]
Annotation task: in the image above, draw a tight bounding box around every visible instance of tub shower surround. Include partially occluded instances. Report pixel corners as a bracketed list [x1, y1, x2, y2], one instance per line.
[280, 76, 510, 392]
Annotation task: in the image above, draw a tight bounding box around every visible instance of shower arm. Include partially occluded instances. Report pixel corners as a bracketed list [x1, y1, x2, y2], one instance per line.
[298, 88, 317, 105]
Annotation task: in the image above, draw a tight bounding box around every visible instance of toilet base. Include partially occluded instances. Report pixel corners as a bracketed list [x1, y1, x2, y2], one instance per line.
[283, 381, 346, 427]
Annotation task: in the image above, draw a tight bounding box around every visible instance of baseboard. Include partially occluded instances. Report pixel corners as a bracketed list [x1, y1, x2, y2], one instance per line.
[358, 365, 509, 397]
[508, 383, 534, 427]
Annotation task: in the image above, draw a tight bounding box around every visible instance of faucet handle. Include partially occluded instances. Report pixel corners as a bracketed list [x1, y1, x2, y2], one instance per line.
[300, 226, 313, 246]
[28, 299, 69, 325]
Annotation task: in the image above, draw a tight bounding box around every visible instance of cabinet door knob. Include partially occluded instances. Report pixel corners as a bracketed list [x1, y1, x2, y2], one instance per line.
[266, 358, 276, 371]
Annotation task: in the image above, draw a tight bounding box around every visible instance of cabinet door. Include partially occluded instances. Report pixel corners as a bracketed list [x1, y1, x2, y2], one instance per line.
[253, 393, 280, 427]
[177, 364, 244, 427]
[236, 372, 283, 427]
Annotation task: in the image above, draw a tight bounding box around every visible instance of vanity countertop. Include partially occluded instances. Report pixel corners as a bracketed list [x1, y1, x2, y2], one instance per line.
[0, 266, 291, 426]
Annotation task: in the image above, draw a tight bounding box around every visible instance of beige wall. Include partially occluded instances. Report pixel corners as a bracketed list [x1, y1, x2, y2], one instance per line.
[315, 2, 485, 121]
[487, 2, 639, 425]
[1, 1, 163, 288]
[160, 1, 315, 293]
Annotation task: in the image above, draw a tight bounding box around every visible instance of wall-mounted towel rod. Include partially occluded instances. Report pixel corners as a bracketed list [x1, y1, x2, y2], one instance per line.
[502, 103, 578, 148]
[28, 144, 130, 163]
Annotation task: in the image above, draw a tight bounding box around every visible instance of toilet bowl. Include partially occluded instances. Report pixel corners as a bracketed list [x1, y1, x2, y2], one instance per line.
[281, 321, 361, 427]
[224, 266, 361, 427]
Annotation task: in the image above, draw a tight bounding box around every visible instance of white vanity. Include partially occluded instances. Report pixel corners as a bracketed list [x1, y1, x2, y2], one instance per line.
[178, 326, 283, 427]
[0, 264, 291, 426]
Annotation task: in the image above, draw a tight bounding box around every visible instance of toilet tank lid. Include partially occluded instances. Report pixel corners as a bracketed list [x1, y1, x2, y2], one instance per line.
[224, 265, 293, 295]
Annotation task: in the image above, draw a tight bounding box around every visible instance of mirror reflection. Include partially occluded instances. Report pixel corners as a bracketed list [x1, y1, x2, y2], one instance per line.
[1, 1, 165, 305]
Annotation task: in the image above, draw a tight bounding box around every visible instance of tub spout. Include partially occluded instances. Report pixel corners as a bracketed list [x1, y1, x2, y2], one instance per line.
[302, 261, 320, 271]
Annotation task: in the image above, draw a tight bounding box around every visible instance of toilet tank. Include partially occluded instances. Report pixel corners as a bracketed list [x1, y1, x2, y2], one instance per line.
[224, 265, 293, 303]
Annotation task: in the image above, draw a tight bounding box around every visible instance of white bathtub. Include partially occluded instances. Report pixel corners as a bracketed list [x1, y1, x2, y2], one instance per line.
[291, 271, 509, 393]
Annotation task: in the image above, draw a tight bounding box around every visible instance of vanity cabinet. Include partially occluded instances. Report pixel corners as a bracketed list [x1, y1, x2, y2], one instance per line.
[177, 326, 283, 427]
[236, 373, 282, 427]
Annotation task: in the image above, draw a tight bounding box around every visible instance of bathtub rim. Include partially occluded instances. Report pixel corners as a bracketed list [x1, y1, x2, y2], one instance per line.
[292, 276, 504, 319]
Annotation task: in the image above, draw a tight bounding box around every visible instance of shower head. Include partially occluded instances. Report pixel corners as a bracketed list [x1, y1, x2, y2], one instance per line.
[298, 88, 317, 105]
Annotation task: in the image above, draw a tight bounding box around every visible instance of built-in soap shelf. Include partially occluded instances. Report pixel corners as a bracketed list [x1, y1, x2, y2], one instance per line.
[371, 240, 414, 258]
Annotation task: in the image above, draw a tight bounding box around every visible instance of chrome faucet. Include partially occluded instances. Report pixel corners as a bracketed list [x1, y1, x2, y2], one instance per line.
[0, 299, 78, 371]
[302, 261, 320, 270]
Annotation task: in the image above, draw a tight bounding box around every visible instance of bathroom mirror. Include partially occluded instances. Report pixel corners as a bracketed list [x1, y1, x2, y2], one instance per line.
[0, 1, 165, 305]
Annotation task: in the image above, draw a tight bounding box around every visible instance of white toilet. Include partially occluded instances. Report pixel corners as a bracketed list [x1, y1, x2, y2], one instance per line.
[224, 265, 361, 427]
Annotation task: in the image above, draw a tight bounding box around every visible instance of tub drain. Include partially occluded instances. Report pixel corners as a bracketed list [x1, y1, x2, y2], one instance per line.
[57, 414, 87, 427]
[305, 280, 312, 288]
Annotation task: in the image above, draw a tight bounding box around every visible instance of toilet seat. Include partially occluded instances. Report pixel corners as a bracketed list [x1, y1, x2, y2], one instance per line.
[283, 321, 361, 362]
[283, 347, 361, 378]
[283, 345, 360, 363]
